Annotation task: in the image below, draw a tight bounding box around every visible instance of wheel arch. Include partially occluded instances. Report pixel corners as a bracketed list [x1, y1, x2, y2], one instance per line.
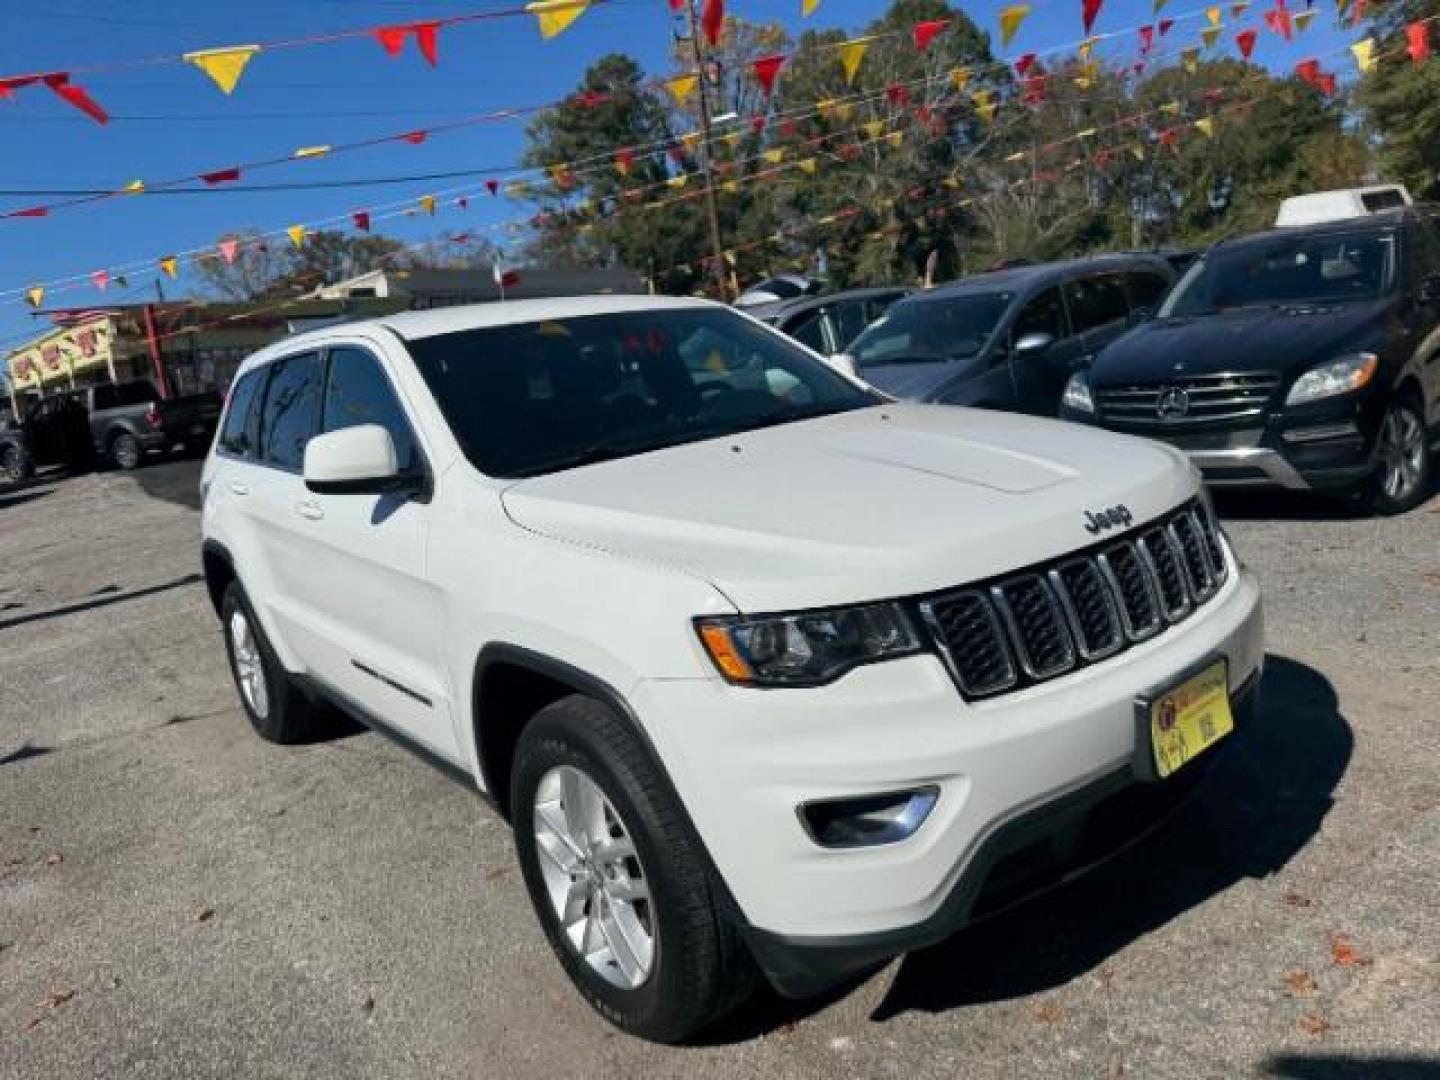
[201, 539, 236, 617]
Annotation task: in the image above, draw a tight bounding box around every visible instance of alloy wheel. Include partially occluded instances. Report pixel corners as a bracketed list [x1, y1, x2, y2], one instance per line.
[532, 765, 655, 989]
[229, 610, 269, 720]
[1379, 404, 1426, 502]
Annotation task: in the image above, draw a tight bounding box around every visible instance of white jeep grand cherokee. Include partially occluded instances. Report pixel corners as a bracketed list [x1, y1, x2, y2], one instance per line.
[200, 296, 1263, 1042]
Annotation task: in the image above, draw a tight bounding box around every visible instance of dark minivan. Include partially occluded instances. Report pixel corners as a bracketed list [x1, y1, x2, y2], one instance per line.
[1063, 210, 1440, 513]
[840, 254, 1174, 414]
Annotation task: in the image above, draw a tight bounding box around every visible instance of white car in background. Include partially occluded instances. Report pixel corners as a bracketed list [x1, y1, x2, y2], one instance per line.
[199, 296, 1264, 1042]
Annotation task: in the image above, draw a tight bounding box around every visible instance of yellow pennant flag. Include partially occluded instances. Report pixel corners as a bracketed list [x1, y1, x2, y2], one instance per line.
[816, 98, 839, 118]
[184, 45, 260, 95]
[294, 145, 331, 159]
[1005, 151, 1027, 164]
[123, 179, 145, 195]
[1160, 99, 1182, 115]
[723, 131, 742, 149]
[681, 131, 702, 155]
[666, 174, 688, 190]
[1351, 37, 1377, 73]
[1077, 126, 1097, 138]
[666, 74, 699, 105]
[798, 157, 817, 174]
[26, 285, 43, 309]
[721, 179, 740, 194]
[802, 0, 821, 14]
[950, 67, 972, 91]
[1206, 5, 1222, 26]
[1131, 144, 1146, 161]
[1182, 46, 1200, 73]
[160, 256, 178, 279]
[419, 195, 436, 215]
[1294, 9, 1316, 30]
[1201, 26, 1222, 48]
[998, 5, 1030, 47]
[526, 0, 591, 40]
[763, 148, 786, 165]
[504, 180, 530, 198]
[973, 89, 997, 122]
[1078, 36, 1099, 63]
[1195, 117, 1216, 138]
[863, 119, 886, 140]
[287, 225, 307, 249]
[1075, 62, 1099, 89]
[832, 101, 855, 121]
[887, 131, 904, 148]
[837, 38, 870, 85]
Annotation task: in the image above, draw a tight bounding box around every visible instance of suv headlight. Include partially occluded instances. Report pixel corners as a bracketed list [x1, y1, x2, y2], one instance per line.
[1284, 353, 1377, 407]
[696, 603, 921, 686]
[1062, 372, 1095, 413]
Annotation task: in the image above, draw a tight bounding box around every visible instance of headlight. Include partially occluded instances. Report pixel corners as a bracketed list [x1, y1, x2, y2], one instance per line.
[1284, 353, 1377, 407]
[696, 603, 921, 686]
[1062, 372, 1095, 413]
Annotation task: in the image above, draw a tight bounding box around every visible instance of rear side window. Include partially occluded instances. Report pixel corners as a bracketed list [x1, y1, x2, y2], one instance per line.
[257, 352, 323, 470]
[218, 368, 266, 458]
[1361, 189, 1406, 212]
[786, 310, 829, 353]
[321, 347, 420, 473]
[111, 381, 157, 407]
[831, 301, 871, 349]
[1126, 271, 1170, 310]
[1064, 274, 1130, 333]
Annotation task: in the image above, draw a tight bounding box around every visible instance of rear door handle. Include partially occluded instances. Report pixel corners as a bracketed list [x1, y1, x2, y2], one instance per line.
[228, 481, 250, 496]
[294, 501, 324, 521]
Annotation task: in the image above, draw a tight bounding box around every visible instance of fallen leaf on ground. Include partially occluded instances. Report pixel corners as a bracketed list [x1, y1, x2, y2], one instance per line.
[1033, 1001, 1066, 1024]
[1298, 1012, 1332, 1036]
[1330, 933, 1372, 968]
[1282, 889, 1312, 908]
[484, 866, 510, 881]
[194, 907, 215, 923]
[38, 988, 74, 1010]
[359, 993, 375, 1012]
[1282, 970, 1317, 998]
[44, 853, 62, 866]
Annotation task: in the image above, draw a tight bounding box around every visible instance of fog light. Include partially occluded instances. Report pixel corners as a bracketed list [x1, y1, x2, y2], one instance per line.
[1281, 421, 1360, 444]
[799, 786, 939, 849]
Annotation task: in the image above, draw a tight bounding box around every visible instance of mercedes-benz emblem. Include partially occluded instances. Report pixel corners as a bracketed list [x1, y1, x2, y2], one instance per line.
[1156, 386, 1190, 420]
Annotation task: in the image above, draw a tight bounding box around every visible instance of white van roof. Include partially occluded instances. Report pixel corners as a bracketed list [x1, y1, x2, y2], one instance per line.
[1275, 185, 1412, 228]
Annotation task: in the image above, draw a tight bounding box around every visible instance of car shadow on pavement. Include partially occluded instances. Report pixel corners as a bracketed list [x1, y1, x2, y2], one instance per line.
[1211, 485, 1439, 521]
[1261, 1053, 1440, 1079]
[0, 485, 53, 511]
[868, 653, 1350, 1022]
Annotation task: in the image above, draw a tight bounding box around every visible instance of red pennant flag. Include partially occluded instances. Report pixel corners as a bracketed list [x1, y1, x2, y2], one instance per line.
[914, 105, 932, 124]
[886, 82, 910, 106]
[701, 0, 724, 46]
[401, 129, 428, 144]
[1133, 60, 1147, 75]
[574, 90, 607, 108]
[218, 237, 240, 263]
[1139, 25, 1154, 53]
[13, 206, 48, 218]
[1407, 21, 1430, 64]
[485, 179, 500, 195]
[1294, 57, 1320, 86]
[1159, 18, 1175, 35]
[1351, 0, 1366, 25]
[202, 167, 241, 185]
[616, 146, 635, 175]
[779, 117, 795, 138]
[1265, 7, 1292, 41]
[1094, 148, 1111, 167]
[90, 270, 110, 291]
[44, 75, 108, 125]
[667, 144, 686, 164]
[668, 0, 684, 9]
[750, 115, 766, 134]
[414, 21, 440, 66]
[375, 25, 408, 55]
[1158, 127, 1180, 147]
[1022, 75, 1046, 105]
[1236, 28, 1258, 58]
[913, 19, 948, 52]
[1015, 52, 1038, 76]
[1082, 0, 1104, 35]
[752, 54, 784, 96]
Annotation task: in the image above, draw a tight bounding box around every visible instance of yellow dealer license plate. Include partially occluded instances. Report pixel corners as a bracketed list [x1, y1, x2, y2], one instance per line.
[1141, 659, 1233, 780]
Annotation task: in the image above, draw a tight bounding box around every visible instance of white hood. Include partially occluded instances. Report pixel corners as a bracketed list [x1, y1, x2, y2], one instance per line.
[500, 404, 1196, 613]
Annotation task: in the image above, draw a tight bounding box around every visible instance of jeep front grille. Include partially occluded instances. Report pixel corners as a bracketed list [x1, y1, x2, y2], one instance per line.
[919, 500, 1228, 700]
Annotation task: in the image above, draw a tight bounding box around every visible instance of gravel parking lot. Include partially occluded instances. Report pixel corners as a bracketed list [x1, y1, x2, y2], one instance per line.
[2, 461, 1438, 1079]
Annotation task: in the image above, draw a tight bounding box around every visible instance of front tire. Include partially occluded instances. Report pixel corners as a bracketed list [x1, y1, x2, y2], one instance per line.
[510, 695, 757, 1043]
[220, 581, 319, 744]
[1, 443, 28, 484]
[109, 431, 143, 471]
[1369, 393, 1432, 515]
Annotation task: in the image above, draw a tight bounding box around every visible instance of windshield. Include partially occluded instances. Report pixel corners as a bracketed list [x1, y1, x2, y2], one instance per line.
[1160, 231, 1396, 317]
[847, 294, 1010, 368]
[404, 307, 878, 479]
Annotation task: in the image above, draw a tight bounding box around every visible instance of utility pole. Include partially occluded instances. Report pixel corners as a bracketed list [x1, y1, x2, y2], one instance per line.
[682, 0, 730, 300]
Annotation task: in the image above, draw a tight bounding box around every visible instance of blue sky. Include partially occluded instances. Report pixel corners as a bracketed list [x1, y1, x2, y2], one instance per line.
[0, 0, 1358, 353]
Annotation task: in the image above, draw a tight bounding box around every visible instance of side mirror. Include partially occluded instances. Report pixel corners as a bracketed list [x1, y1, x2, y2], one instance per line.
[1421, 273, 1440, 304]
[827, 352, 861, 379]
[304, 424, 417, 496]
[1013, 332, 1056, 357]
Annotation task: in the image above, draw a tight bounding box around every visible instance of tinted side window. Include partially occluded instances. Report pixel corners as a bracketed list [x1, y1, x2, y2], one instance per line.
[321, 348, 419, 473]
[831, 301, 870, 349]
[91, 385, 116, 411]
[1064, 274, 1130, 333]
[258, 353, 322, 470]
[1126, 271, 1170, 310]
[1012, 287, 1068, 341]
[218, 368, 266, 458]
[786, 310, 829, 353]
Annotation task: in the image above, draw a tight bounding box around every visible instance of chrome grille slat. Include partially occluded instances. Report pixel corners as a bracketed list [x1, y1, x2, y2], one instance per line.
[1095, 373, 1281, 429]
[922, 498, 1226, 700]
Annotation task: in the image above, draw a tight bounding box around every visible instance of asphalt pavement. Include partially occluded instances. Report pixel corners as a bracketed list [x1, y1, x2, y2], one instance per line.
[2, 460, 1437, 1079]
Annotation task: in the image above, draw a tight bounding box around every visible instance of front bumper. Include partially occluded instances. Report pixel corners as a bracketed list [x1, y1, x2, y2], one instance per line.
[633, 562, 1263, 990]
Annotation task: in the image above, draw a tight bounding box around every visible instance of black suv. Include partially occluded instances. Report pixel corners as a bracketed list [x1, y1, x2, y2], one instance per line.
[842, 254, 1174, 414]
[1062, 210, 1440, 513]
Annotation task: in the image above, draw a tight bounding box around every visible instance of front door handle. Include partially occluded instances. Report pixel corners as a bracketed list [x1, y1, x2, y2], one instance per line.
[294, 501, 324, 521]
[228, 481, 250, 496]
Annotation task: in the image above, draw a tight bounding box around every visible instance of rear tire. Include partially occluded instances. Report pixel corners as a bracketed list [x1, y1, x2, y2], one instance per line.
[220, 581, 319, 744]
[109, 431, 143, 471]
[510, 694, 758, 1043]
[1, 444, 28, 484]
[1369, 393, 1432, 515]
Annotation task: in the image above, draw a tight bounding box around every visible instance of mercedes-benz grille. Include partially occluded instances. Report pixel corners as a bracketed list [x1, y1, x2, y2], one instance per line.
[918, 500, 1228, 699]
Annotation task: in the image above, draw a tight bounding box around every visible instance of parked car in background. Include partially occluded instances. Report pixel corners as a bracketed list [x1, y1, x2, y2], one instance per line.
[201, 295, 1263, 1043]
[1275, 184, 1412, 228]
[733, 273, 821, 309]
[1062, 209, 1440, 513]
[754, 286, 912, 356]
[0, 378, 222, 480]
[839, 254, 1174, 414]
